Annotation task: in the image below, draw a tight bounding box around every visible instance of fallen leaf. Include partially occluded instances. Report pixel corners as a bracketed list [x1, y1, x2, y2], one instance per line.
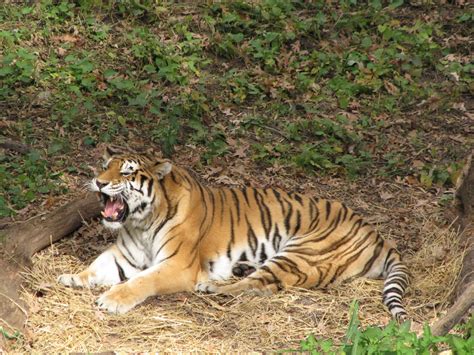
[379, 191, 394, 201]
[56, 47, 67, 57]
[405, 175, 419, 185]
[383, 80, 399, 95]
[449, 72, 459, 82]
[452, 102, 466, 111]
[234, 144, 249, 158]
[412, 160, 424, 169]
[97, 82, 108, 91]
[56, 34, 80, 43]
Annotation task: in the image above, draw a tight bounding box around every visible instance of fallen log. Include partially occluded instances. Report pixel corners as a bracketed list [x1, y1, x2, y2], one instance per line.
[0, 192, 101, 345]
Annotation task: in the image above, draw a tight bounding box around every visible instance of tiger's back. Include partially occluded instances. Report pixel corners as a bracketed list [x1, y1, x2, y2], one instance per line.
[58, 148, 409, 320]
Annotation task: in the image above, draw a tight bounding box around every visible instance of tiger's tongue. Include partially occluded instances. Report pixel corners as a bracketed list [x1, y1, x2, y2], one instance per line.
[104, 198, 123, 218]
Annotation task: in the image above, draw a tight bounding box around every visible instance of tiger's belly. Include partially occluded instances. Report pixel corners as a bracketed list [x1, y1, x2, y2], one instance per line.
[206, 239, 278, 281]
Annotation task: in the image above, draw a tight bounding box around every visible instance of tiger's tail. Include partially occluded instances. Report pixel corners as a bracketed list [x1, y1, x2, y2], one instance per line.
[381, 249, 410, 322]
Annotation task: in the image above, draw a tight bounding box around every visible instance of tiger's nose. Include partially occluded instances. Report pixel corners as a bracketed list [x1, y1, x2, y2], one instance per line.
[96, 180, 108, 190]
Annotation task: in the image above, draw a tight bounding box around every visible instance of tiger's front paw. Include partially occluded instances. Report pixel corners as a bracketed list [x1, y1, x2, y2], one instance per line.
[96, 284, 140, 314]
[58, 273, 91, 288]
[195, 281, 218, 293]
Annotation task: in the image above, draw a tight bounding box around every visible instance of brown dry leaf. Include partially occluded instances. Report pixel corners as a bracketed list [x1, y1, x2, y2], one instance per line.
[412, 160, 424, 169]
[202, 166, 223, 179]
[452, 102, 466, 111]
[383, 80, 399, 95]
[55, 47, 67, 57]
[379, 191, 394, 201]
[234, 144, 249, 159]
[405, 175, 419, 185]
[226, 137, 237, 147]
[215, 175, 238, 185]
[53, 34, 80, 43]
[97, 82, 108, 91]
[61, 34, 79, 43]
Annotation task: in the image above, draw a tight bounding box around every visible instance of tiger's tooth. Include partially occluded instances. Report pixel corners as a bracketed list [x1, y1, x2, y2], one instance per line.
[101, 211, 106, 217]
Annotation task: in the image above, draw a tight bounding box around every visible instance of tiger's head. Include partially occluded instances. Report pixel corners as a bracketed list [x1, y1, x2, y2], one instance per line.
[91, 146, 172, 229]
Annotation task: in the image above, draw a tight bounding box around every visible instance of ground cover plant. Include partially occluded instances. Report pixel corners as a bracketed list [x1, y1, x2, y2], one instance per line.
[297, 301, 474, 354]
[0, 0, 472, 352]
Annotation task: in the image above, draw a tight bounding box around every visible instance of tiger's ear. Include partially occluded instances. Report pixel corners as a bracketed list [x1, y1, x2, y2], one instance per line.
[103, 145, 123, 160]
[153, 159, 172, 179]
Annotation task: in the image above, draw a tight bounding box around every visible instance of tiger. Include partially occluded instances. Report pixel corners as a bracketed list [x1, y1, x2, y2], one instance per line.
[58, 146, 409, 321]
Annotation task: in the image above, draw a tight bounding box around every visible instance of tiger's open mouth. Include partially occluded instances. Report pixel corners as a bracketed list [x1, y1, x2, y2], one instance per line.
[100, 193, 129, 223]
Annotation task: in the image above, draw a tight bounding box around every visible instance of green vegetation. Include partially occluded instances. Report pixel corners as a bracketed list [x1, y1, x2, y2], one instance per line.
[296, 301, 474, 354]
[0, 326, 21, 341]
[1, 1, 472, 216]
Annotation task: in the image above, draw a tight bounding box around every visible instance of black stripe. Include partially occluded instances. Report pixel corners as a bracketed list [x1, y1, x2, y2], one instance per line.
[114, 257, 126, 282]
[272, 189, 285, 212]
[259, 244, 268, 263]
[254, 189, 271, 238]
[242, 188, 250, 205]
[239, 252, 248, 262]
[317, 217, 363, 252]
[118, 239, 141, 270]
[157, 241, 183, 264]
[325, 200, 331, 220]
[284, 199, 293, 235]
[219, 189, 226, 225]
[207, 187, 216, 226]
[226, 212, 236, 260]
[246, 217, 258, 258]
[341, 204, 348, 221]
[230, 189, 241, 223]
[293, 193, 303, 205]
[260, 265, 283, 289]
[267, 259, 288, 272]
[293, 210, 301, 235]
[383, 286, 404, 296]
[147, 178, 154, 197]
[358, 238, 384, 276]
[139, 174, 148, 191]
[154, 235, 176, 258]
[272, 225, 282, 252]
[122, 226, 139, 249]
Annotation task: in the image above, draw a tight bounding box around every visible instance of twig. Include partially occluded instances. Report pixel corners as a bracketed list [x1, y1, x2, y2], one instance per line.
[0, 139, 31, 155]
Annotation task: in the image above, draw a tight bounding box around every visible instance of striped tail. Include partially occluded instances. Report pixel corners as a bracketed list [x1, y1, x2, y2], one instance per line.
[382, 251, 410, 322]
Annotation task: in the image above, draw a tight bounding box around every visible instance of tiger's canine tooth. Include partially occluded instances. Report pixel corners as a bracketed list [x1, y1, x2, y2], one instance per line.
[101, 211, 106, 217]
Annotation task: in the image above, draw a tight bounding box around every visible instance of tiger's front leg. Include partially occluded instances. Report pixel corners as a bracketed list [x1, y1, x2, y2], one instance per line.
[58, 245, 140, 288]
[96, 260, 197, 314]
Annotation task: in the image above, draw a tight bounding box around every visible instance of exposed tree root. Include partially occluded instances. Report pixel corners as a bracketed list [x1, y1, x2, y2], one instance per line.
[434, 150, 474, 335]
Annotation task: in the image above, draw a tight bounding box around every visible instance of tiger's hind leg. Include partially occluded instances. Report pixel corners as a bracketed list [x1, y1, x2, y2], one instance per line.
[196, 253, 318, 296]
